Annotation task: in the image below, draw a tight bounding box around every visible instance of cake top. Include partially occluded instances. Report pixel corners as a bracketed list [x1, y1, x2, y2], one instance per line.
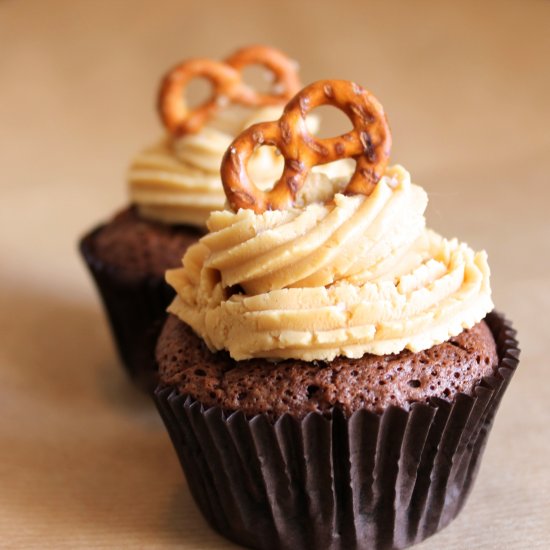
[166, 79, 494, 362]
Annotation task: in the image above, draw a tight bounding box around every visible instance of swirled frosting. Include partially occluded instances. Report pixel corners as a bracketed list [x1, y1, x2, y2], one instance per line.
[128, 107, 332, 226]
[166, 165, 493, 360]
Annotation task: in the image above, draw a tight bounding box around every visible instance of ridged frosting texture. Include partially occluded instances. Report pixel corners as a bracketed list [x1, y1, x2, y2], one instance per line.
[167, 165, 493, 360]
[128, 106, 289, 226]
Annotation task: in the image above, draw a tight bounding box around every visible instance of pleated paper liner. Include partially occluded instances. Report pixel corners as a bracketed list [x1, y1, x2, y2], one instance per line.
[80, 225, 175, 392]
[154, 312, 519, 550]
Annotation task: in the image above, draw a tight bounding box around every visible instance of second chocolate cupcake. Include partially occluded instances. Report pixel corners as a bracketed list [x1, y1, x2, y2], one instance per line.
[80, 45, 302, 390]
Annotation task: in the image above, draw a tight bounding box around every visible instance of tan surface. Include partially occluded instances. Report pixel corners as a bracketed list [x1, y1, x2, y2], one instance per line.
[1, 0, 549, 548]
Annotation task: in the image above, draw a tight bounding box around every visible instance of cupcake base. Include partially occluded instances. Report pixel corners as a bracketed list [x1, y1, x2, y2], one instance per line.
[80, 225, 177, 392]
[154, 312, 519, 550]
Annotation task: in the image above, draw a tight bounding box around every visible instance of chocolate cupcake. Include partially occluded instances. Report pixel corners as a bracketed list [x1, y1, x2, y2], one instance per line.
[79, 45, 303, 391]
[153, 80, 520, 549]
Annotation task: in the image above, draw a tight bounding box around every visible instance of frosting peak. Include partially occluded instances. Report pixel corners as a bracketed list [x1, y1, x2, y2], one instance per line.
[166, 165, 494, 360]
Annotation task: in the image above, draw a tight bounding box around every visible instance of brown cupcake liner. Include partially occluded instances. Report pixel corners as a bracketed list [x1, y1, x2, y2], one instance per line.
[80, 225, 175, 392]
[154, 311, 519, 550]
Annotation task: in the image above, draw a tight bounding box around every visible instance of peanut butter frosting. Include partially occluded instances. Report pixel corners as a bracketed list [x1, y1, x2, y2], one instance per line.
[166, 165, 494, 361]
[128, 106, 291, 226]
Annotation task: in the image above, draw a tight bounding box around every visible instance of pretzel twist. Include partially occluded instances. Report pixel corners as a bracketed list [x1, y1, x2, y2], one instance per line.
[158, 45, 301, 136]
[220, 80, 392, 213]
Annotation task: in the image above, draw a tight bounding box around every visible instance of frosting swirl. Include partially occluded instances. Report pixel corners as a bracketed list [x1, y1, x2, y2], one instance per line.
[128, 106, 290, 226]
[166, 165, 493, 361]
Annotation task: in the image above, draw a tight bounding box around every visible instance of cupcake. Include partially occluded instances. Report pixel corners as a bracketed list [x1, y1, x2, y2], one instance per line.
[79, 45, 303, 391]
[154, 80, 519, 549]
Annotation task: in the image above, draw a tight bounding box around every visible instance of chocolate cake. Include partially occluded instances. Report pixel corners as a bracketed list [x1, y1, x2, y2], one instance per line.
[88, 207, 202, 279]
[157, 316, 497, 418]
[80, 213, 200, 390]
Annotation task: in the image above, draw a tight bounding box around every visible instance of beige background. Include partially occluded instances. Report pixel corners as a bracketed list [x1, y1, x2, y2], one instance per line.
[1, 0, 549, 548]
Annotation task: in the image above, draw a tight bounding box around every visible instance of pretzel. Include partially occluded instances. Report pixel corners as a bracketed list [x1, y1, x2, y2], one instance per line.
[157, 45, 301, 136]
[220, 80, 392, 213]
